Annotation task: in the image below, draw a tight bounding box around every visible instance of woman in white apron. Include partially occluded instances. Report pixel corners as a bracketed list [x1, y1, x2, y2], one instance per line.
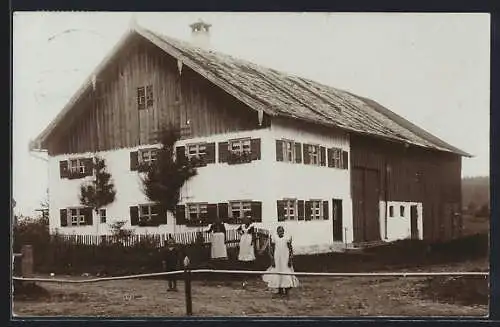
[262, 225, 299, 297]
[237, 218, 256, 262]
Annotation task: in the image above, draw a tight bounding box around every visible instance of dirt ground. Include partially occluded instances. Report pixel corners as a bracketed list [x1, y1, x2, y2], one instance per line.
[13, 259, 488, 317]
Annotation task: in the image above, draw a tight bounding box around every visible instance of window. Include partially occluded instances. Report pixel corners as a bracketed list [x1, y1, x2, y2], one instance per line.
[229, 201, 252, 221]
[307, 145, 320, 165]
[284, 199, 298, 221]
[137, 85, 153, 110]
[187, 203, 208, 222]
[70, 208, 86, 226]
[310, 200, 323, 220]
[186, 143, 207, 160]
[331, 148, 342, 168]
[283, 140, 295, 162]
[139, 149, 158, 166]
[69, 159, 86, 175]
[230, 138, 251, 156]
[389, 205, 394, 217]
[99, 209, 106, 224]
[400, 205, 405, 217]
[139, 204, 159, 224]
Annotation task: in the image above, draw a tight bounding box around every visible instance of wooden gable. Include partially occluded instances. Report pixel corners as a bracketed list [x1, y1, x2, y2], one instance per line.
[47, 35, 266, 155]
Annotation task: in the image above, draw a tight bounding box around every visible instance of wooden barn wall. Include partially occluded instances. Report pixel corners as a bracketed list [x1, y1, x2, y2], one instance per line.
[350, 134, 462, 242]
[47, 37, 261, 155]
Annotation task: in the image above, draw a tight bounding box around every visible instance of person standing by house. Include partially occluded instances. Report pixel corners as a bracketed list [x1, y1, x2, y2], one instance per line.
[262, 225, 299, 298]
[162, 237, 180, 291]
[207, 218, 228, 260]
[237, 216, 256, 288]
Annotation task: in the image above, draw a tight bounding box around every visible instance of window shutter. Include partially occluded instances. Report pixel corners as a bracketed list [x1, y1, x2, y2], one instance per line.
[218, 203, 229, 222]
[323, 201, 329, 220]
[60, 209, 68, 227]
[297, 200, 305, 221]
[84, 207, 93, 226]
[207, 204, 218, 224]
[251, 201, 262, 222]
[303, 144, 310, 164]
[276, 140, 284, 162]
[176, 146, 186, 164]
[342, 151, 349, 169]
[327, 148, 334, 168]
[155, 204, 167, 225]
[295, 142, 302, 163]
[130, 152, 139, 171]
[305, 201, 312, 221]
[175, 204, 186, 225]
[218, 142, 229, 163]
[130, 206, 139, 226]
[320, 146, 326, 166]
[83, 158, 94, 176]
[277, 200, 285, 222]
[59, 161, 69, 178]
[205, 142, 216, 164]
[251, 138, 261, 161]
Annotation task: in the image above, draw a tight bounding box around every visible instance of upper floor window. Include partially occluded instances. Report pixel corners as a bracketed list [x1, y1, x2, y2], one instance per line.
[307, 145, 320, 165]
[69, 158, 86, 175]
[137, 85, 153, 110]
[139, 148, 158, 166]
[230, 138, 251, 156]
[187, 143, 207, 160]
[219, 138, 261, 165]
[330, 148, 342, 168]
[60, 157, 94, 179]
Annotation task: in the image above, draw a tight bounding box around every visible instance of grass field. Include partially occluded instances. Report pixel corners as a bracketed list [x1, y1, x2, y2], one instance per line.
[13, 258, 488, 317]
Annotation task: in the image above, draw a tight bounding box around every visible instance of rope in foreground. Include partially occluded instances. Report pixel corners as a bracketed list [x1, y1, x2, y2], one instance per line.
[12, 269, 489, 284]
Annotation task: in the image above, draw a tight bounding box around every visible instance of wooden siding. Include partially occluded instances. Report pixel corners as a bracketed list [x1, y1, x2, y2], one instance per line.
[350, 134, 462, 242]
[47, 36, 263, 155]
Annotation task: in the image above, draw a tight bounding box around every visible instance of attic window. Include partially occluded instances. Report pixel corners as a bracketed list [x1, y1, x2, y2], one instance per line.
[137, 85, 154, 110]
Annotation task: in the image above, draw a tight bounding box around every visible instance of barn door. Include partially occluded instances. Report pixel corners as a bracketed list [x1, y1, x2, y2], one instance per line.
[352, 168, 381, 243]
[332, 199, 343, 241]
[410, 205, 419, 239]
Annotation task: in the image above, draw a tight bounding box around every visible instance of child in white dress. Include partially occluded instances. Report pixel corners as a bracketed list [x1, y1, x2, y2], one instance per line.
[262, 226, 299, 297]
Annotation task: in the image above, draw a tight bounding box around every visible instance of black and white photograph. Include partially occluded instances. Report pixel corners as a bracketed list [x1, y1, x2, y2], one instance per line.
[12, 12, 490, 317]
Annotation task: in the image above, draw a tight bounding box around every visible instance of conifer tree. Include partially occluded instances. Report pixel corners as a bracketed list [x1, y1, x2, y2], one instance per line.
[79, 156, 116, 213]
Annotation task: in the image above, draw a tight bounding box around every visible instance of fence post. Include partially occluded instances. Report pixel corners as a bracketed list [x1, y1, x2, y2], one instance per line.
[183, 256, 192, 316]
[21, 245, 34, 279]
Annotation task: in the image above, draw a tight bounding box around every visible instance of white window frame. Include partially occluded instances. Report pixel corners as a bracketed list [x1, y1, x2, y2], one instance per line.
[310, 200, 323, 220]
[229, 200, 252, 220]
[186, 142, 207, 160]
[68, 158, 87, 175]
[282, 139, 296, 163]
[332, 148, 342, 168]
[229, 138, 251, 156]
[283, 198, 298, 221]
[99, 208, 107, 224]
[139, 203, 159, 222]
[308, 144, 320, 166]
[139, 148, 158, 166]
[186, 202, 208, 222]
[69, 207, 86, 227]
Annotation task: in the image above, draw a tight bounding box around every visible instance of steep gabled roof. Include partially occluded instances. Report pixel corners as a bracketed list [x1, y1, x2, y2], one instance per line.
[33, 25, 471, 157]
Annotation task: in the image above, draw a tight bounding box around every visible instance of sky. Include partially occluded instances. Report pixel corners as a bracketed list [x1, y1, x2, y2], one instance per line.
[12, 12, 490, 217]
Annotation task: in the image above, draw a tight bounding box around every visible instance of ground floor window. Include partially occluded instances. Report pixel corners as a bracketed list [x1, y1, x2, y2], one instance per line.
[99, 209, 107, 223]
[70, 208, 86, 226]
[139, 203, 159, 224]
[187, 203, 208, 222]
[229, 201, 252, 221]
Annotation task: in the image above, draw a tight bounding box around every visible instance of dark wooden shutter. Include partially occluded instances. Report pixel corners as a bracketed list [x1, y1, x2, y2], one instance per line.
[303, 144, 310, 164]
[154, 204, 166, 225]
[320, 146, 326, 166]
[207, 204, 218, 224]
[277, 200, 285, 222]
[130, 152, 139, 171]
[82, 158, 94, 176]
[342, 151, 349, 169]
[130, 206, 139, 226]
[176, 146, 186, 164]
[297, 200, 305, 221]
[59, 161, 69, 178]
[84, 207, 93, 226]
[305, 201, 312, 221]
[205, 142, 216, 164]
[175, 204, 186, 225]
[60, 209, 68, 227]
[251, 138, 261, 161]
[276, 140, 284, 162]
[251, 201, 262, 222]
[327, 148, 334, 167]
[218, 142, 229, 163]
[295, 142, 302, 163]
[218, 203, 229, 222]
[323, 201, 329, 220]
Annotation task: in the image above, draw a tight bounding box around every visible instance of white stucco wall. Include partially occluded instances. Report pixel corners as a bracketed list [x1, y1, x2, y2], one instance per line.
[48, 122, 353, 253]
[379, 201, 423, 242]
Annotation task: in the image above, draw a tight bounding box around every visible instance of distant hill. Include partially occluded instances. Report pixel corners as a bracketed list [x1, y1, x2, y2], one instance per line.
[462, 176, 490, 213]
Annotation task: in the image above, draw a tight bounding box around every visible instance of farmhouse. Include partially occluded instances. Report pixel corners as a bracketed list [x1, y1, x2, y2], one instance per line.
[31, 21, 470, 254]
